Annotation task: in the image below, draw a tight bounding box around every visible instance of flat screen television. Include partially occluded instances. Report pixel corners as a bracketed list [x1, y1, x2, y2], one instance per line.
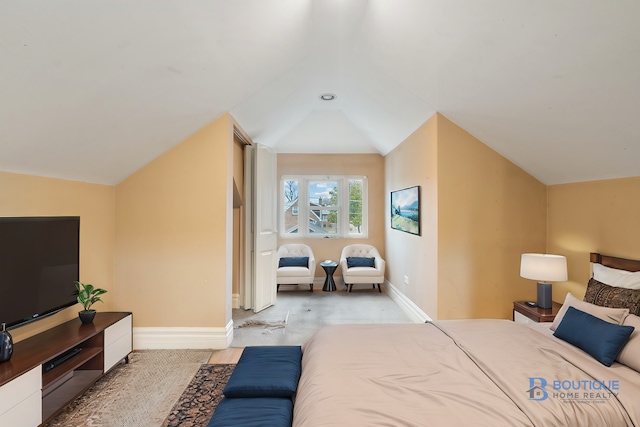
[0, 216, 80, 329]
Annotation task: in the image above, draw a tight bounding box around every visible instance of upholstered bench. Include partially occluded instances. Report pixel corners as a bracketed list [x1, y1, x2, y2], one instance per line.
[223, 346, 302, 398]
[206, 397, 293, 427]
[207, 346, 302, 426]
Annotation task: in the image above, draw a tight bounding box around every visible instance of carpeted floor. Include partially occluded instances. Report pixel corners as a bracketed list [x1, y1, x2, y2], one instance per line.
[44, 350, 213, 427]
[162, 364, 236, 427]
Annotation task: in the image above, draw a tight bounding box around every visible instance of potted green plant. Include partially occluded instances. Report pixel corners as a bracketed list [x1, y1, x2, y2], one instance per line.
[74, 281, 107, 323]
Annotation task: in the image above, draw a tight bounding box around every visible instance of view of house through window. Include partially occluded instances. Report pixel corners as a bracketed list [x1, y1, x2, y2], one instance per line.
[281, 176, 367, 238]
[309, 179, 338, 235]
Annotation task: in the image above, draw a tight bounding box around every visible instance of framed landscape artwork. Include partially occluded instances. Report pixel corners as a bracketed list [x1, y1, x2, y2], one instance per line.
[390, 186, 421, 236]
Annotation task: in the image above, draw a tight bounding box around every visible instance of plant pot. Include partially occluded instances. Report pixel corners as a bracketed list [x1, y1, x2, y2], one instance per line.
[79, 310, 96, 323]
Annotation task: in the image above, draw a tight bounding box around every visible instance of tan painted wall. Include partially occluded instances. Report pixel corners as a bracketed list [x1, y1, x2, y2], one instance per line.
[437, 115, 547, 319]
[114, 113, 234, 328]
[277, 154, 385, 278]
[0, 172, 115, 342]
[384, 116, 439, 318]
[438, 116, 547, 319]
[548, 177, 640, 301]
[384, 114, 546, 320]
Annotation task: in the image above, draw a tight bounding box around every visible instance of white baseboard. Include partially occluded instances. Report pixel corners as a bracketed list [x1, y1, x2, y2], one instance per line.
[133, 319, 234, 350]
[384, 280, 432, 323]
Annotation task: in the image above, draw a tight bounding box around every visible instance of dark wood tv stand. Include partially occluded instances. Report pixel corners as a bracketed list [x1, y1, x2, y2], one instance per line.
[0, 312, 132, 426]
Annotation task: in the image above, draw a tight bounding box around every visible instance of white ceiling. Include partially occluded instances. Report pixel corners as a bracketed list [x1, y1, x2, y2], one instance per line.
[1, 1, 639, 185]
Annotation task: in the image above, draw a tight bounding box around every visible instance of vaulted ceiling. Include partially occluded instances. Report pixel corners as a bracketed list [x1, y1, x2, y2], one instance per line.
[2, 1, 639, 185]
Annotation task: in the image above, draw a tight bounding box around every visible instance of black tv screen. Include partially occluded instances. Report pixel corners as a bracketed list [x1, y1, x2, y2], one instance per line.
[0, 216, 80, 329]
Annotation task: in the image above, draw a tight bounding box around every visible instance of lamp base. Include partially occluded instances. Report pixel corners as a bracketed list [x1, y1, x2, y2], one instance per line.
[537, 282, 552, 309]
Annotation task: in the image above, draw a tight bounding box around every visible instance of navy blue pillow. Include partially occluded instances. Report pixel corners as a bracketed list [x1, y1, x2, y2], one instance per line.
[346, 256, 375, 268]
[553, 306, 634, 366]
[207, 397, 293, 427]
[223, 346, 302, 398]
[278, 256, 308, 268]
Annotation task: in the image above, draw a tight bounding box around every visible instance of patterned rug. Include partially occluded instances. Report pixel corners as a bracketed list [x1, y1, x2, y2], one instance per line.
[162, 364, 236, 427]
[44, 350, 213, 427]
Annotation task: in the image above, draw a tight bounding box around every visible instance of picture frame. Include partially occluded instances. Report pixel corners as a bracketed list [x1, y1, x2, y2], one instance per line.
[390, 186, 420, 236]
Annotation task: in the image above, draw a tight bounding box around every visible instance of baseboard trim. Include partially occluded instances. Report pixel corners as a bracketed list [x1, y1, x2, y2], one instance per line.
[384, 280, 432, 323]
[133, 320, 234, 350]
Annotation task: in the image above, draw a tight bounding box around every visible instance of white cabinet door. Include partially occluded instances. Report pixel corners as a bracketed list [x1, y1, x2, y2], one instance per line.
[0, 366, 41, 427]
[104, 314, 132, 371]
[513, 311, 535, 324]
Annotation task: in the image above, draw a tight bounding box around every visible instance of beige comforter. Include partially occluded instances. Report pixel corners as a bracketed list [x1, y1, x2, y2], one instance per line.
[293, 320, 640, 426]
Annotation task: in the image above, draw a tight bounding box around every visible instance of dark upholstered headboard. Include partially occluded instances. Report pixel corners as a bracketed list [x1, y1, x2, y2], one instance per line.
[590, 252, 640, 272]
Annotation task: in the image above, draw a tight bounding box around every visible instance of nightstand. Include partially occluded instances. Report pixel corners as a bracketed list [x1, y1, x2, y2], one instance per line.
[513, 301, 562, 324]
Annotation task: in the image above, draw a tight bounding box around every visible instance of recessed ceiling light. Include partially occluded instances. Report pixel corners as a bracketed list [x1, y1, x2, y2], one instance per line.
[319, 93, 336, 101]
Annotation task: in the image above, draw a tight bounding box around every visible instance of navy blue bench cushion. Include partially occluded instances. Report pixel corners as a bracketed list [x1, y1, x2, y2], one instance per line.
[207, 397, 292, 427]
[223, 346, 302, 398]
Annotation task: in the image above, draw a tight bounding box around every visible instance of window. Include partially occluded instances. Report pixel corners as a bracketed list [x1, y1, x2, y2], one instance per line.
[281, 175, 367, 238]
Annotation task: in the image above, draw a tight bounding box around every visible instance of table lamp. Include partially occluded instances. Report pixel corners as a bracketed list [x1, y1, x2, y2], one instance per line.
[520, 253, 567, 309]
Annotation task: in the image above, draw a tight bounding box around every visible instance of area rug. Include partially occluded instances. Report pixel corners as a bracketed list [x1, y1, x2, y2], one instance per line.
[162, 364, 236, 427]
[44, 350, 213, 427]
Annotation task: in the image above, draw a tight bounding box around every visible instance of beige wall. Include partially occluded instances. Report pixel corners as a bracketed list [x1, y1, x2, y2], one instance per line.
[548, 176, 640, 301]
[277, 154, 385, 278]
[384, 114, 547, 320]
[437, 115, 547, 320]
[114, 113, 234, 328]
[385, 115, 439, 318]
[0, 172, 115, 342]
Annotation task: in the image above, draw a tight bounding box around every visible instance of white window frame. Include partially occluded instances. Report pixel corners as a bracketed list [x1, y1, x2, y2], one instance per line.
[280, 175, 368, 238]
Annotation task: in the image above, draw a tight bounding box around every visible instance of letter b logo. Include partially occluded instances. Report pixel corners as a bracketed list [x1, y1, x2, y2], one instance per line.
[527, 377, 548, 401]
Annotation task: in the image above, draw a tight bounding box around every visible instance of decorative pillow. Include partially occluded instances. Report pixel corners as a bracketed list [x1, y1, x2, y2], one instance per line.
[593, 263, 640, 290]
[278, 257, 309, 268]
[615, 314, 640, 372]
[346, 257, 375, 268]
[223, 346, 302, 398]
[553, 306, 634, 366]
[550, 292, 629, 331]
[207, 397, 293, 427]
[584, 278, 640, 316]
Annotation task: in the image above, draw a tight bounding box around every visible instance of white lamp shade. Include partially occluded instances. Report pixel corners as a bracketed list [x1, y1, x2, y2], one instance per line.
[520, 253, 568, 282]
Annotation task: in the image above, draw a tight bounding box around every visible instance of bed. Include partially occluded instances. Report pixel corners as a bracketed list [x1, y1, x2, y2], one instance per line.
[293, 253, 640, 426]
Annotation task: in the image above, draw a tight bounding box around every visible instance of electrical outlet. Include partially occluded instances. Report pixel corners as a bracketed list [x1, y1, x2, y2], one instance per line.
[403, 275, 409, 285]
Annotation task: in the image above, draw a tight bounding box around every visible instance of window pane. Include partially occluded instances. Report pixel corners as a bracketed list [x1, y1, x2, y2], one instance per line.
[309, 181, 338, 235]
[283, 180, 299, 234]
[349, 180, 363, 234]
[309, 208, 338, 234]
[309, 181, 338, 207]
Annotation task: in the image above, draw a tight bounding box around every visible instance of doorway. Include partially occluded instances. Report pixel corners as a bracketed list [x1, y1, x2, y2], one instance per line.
[232, 138, 278, 314]
[232, 130, 249, 312]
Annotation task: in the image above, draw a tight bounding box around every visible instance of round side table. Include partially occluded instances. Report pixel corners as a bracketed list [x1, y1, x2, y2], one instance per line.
[320, 260, 338, 292]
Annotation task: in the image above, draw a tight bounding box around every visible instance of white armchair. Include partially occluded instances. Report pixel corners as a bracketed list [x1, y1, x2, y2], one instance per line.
[340, 244, 385, 293]
[276, 244, 316, 292]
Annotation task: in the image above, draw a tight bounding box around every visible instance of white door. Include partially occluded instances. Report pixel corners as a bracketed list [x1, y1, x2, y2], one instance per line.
[252, 144, 278, 312]
[242, 145, 254, 310]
